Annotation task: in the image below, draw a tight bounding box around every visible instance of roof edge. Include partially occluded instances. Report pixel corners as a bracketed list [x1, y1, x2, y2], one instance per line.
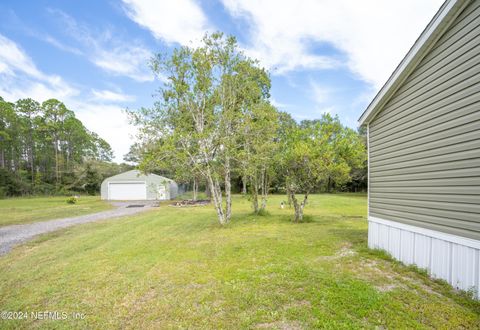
[358, 0, 470, 126]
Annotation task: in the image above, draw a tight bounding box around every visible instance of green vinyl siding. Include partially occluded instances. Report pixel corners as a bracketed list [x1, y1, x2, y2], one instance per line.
[369, 0, 480, 241]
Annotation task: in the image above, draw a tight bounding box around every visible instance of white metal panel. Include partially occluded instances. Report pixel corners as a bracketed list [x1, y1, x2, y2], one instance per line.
[108, 182, 147, 200]
[368, 221, 379, 248]
[431, 239, 451, 281]
[378, 224, 390, 250]
[368, 217, 480, 299]
[451, 244, 478, 291]
[400, 230, 415, 265]
[414, 233, 431, 269]
[389, 227, 402, 260]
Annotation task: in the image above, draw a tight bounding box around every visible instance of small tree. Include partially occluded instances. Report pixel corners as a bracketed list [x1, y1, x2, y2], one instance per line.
[240, 101, 279, 213]
[282, 114, 366, 222]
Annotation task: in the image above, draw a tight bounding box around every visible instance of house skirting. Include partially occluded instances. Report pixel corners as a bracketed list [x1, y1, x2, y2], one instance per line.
[368, 216, 480, 299]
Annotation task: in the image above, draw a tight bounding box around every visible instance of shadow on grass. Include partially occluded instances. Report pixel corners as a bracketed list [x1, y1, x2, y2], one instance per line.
[327, 227, 368, 248]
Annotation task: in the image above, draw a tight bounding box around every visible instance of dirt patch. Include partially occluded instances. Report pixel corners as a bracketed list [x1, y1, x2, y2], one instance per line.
[255, 321, 304, 329]
[283, 300, 311, 309]
[349, 258, 442, 297]
[170, 200, 211, 207]
[375, 284, 401, 292]
[316, 242, 357, 261]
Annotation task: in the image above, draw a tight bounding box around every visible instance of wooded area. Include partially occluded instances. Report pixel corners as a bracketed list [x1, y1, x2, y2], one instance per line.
[0, 96, 131, 197]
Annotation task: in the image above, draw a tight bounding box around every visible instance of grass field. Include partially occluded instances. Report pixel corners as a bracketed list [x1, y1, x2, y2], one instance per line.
[0, 194, 478, 329]
[0, 196, 113, 227]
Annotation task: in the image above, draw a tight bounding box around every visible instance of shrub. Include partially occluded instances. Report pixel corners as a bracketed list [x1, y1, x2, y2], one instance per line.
[256, 208, 270, 216]
[66, 196, 78, 204]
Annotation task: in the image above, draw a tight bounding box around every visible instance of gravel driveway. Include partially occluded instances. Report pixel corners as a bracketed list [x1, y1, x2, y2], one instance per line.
[0, 202, 155, 255]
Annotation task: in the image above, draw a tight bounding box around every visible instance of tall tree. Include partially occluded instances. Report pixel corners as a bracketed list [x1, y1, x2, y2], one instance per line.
[129, 33, 271, 225]
[0, 95, 115, 197]
[15, 98, 41, 185]
[42, 99, 71, 186]
[0, 97, 17, 170]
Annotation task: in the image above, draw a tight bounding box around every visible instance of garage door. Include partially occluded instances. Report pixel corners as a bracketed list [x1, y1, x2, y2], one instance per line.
[108, 182, 147, 200]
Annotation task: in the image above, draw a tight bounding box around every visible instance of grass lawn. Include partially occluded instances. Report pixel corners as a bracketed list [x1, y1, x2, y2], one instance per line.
[0, 196, 113, 227]
[0, 194, 478, 329]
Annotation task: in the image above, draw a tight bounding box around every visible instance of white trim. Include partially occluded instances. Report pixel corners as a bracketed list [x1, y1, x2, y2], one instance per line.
[358, 0, 470, 125]
[369, 216, 480, 250]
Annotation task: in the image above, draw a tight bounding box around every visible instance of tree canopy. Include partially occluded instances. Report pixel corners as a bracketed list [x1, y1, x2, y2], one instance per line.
[130, 32, 368, 224]
[0, 96, 126, 197]
[129, 33, 274, 225]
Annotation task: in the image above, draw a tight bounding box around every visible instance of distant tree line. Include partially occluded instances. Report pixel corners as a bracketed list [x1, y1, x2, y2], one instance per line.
[0, 96, 132, 197]
[129, 32, 367, 224]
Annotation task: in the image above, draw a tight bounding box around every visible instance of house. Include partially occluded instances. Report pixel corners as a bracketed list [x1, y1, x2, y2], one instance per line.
[359, 0, 480, 297]
[101, 170, 178, 201]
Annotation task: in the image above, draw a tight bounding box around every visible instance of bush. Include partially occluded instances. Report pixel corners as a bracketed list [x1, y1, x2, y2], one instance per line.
[66, 196, 78, 204]
[33, 182, 56, 195]
[0, 168, 25, 196]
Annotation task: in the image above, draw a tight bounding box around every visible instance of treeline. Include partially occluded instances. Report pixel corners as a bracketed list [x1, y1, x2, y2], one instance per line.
[0, 97, 131, 197]
[129, 33, 367, 224]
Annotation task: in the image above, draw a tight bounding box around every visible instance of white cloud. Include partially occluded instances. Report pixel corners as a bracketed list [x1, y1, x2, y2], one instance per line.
[221, 0, 444, 89]
[269, 97, 291, 109]
[72, 102, 136, 163]
[122, 0, 212, 46]
[43, 35, 83, 56]
[309, 80, 331, 105]
[0, 34, 43, 79]
[0, 33, 133, 163]
[91, 89, 135, 102]
[50, 9, 154, 82]
[308, 80, 337, 117]
[0, 33, 79, 102]
[93, 44, 153, 82]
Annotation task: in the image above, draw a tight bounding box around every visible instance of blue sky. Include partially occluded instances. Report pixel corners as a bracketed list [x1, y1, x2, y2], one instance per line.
[0, 0, 443, 162]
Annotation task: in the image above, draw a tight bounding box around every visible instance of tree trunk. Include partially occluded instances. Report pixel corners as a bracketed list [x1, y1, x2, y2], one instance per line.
[0, 148, 4, 169]
[252, 181, 259, 214]
[207, 172, 227, 225]
[242, 175, 247, 195]
[224, 156, 232, 222]
[286, 184, 292, 208]
[260, 167, 267, 210]
[192, 177, 198, 201]
[289, 190, 309, 223]
[250, 173, 259, 214]
[290, 191, 301, 222]
[28, 125, 35, 186]
[54, 140, 59, 186]
[30, 144, 34, 186]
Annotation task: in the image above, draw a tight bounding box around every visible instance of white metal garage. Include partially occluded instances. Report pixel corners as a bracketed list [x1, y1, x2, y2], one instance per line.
[100, 170, 179, 201]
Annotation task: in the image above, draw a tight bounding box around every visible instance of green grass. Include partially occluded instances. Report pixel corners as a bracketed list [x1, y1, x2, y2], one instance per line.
[0, 196, 113, 227]
[0, 194, 478, 329]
